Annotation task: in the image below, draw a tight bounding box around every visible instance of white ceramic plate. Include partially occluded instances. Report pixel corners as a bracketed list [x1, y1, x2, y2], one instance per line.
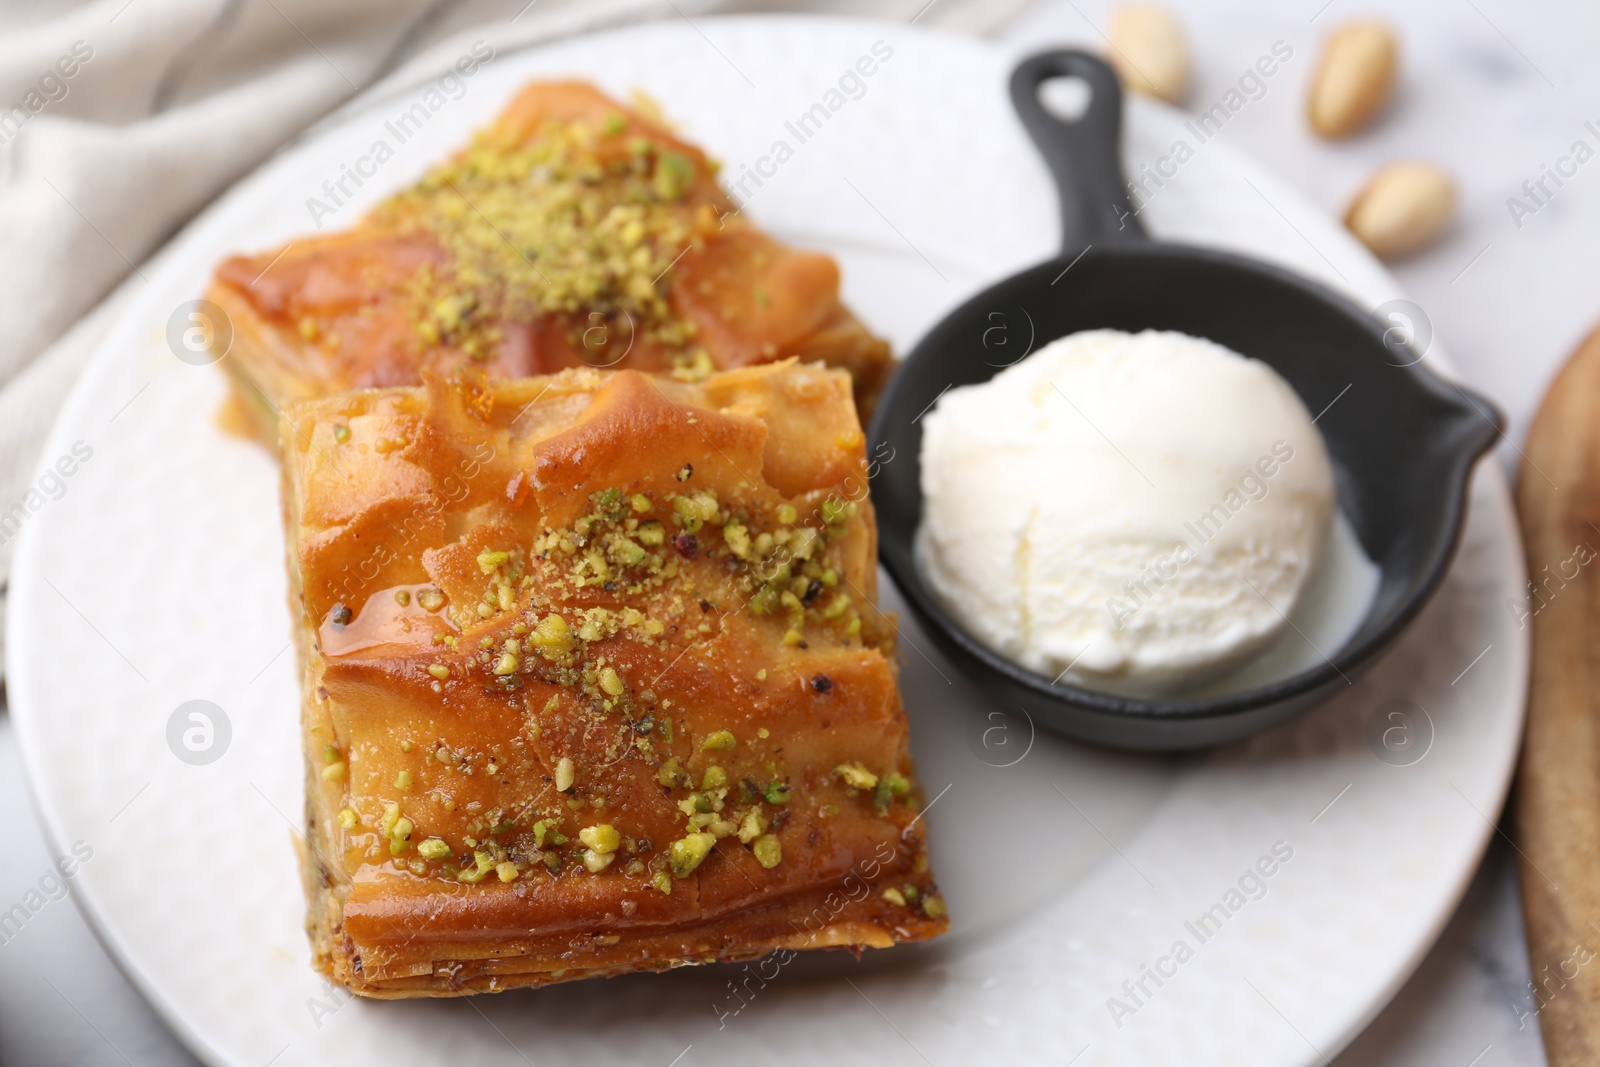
[7, 16, 1526, 1067]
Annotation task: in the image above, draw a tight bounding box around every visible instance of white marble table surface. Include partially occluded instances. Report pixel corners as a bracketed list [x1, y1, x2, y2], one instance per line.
[3, 0, 1590, 1063]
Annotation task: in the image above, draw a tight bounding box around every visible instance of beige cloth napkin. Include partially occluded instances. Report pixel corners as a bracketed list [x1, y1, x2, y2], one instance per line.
[0, 0, 1031, 665]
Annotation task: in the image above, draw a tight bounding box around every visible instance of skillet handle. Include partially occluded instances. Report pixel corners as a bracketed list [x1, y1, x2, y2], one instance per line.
[1009, 50, 1147, 252]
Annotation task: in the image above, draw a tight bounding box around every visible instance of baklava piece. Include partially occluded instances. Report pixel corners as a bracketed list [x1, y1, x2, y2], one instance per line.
[213, 81, 893, 440]
[282, 360, 945, 996]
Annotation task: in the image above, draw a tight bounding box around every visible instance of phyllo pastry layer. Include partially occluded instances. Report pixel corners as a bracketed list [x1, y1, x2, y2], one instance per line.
[213, 80, 892, 440]
[282, 361, 945, 997]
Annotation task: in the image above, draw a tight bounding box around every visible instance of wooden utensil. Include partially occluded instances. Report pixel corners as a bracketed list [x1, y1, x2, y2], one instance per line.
[1517, 322, 1600, 1064]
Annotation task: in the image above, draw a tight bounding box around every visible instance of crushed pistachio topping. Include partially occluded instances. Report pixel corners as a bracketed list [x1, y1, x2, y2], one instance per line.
[555, 756, 576, 792]
[670, 832, 716, 878]
[751, 833, 782, 869]
[350, 473, 881, 889]
[834, 762, 878, 791]
[578, 824, 620, 854]
[417, 837, 452, 860]
[873, 771, 911, 813]
[701, 729, 736, 751]
[337, 808, 360, 830]
[737, 808, 768, 844]
[882, 887, 907, 907]
[388, 816, 414, 857]
[370, 113, 720, 361]
[457, 850, 496, 883]
[923, 894, 948, 919]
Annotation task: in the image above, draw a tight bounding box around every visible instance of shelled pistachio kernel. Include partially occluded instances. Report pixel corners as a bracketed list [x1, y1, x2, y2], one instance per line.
[394, 771, 412, 790]
[337, 808, 360, 830]
[599, 667, 625, 696]
[923, 894, 947, 919]
[882, 886, 907, 907]
[752, 833, 782, 869]
[417, 837, 451, 860]
[670, 832, 716, 877]
[496, 861, 520, 883]
[427, 663, 450, 681]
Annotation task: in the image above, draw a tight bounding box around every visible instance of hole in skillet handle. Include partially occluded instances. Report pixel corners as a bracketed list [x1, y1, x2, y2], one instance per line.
[1036, 75, 1091, 124]
[868, 49, 1508, 750]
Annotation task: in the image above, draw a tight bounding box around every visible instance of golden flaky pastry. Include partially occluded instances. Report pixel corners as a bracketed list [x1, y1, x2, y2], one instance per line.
[211, 81, 893, 441]
[282, 360, 944, 996]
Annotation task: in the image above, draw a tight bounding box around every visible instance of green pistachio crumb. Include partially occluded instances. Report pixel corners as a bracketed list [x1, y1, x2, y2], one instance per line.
[669, 832, 715, 878]
[834, 762, 878, 791]
[578, 824, 620, 854]
[751, 833, 782, 869]
[701, 729, 736, 752]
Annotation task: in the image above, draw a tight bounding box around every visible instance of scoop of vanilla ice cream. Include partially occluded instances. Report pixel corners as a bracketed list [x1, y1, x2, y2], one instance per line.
[917, 329, 1335, 696]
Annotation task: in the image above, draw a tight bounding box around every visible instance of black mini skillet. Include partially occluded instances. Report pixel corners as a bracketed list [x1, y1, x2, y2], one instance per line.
[867, 50, 1501, 751]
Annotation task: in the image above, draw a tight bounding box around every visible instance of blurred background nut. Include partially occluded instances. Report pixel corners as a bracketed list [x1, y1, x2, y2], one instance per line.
[1308, 19, 1398, 138]
[1106, 4, 1190, 105]
[1344, 160, 1456, 260]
